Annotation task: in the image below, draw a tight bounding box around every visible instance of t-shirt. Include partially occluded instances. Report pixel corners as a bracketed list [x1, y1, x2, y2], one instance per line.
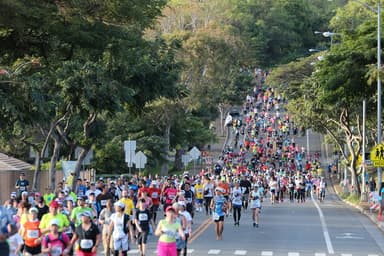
[158, 219, 181, 243]
[149, 188, 161, 205]
[119, 198, 134, 216]
[16, 179, 29, 192]
[96, 193, 114, 212]
[232, 187, 243, 206]
[75, 223, 100, 253]
[164, 188, 178, 204]
[179, 211, 192, 234]
[194, 184, 204, 199]
[42, 232, 70, 256]
[8, 233, 23, 256]
[213, 195, 226, 217]
[70, 207, 94, 227]
[110, 213, 129, 239]
[37, 205, 49, 220]
[135, 209, 151, 232]
[39, 213, 70, 232]
[23, 220, 41, 247]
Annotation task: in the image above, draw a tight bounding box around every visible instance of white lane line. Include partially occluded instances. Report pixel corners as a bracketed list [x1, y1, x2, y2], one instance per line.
[368, 254, 379, 256]
[127, 249, 140, 254]
[187, 249, 194, 254]
[315, 253, 326, 256]
[208, 249, 221, 254]
[288, 253, 299, 256]
[234, 250, 247, 255]
[261, 251, 273, 256]
[312, 193, 335, 254]
[340, 254, 352, 256]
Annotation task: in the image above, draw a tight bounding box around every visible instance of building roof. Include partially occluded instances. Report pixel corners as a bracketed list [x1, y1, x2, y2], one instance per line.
[0, 153, 33, 171]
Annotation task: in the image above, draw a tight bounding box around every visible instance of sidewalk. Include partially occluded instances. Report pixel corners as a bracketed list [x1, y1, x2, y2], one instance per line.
[328, 172, 384, 233]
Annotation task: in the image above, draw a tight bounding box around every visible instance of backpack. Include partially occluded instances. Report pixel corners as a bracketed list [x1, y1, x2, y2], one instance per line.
[45, 232, 67, 247]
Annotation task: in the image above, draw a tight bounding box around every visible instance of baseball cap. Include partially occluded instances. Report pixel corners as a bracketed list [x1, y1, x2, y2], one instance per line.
[166, 206, 176, 212]
[114, 201, 125, 209]
[50, 200, 60, 208]
[79, 211, 92, 218]
[50, 219, 60, 226]
[29, 207, 38, 214]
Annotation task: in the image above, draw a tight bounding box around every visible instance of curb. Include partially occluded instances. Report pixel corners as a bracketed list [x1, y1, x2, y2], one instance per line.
[329, 175, 384, 233]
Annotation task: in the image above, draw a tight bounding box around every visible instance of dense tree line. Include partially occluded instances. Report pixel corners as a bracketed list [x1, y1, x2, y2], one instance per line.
[0, 0, 344, 189]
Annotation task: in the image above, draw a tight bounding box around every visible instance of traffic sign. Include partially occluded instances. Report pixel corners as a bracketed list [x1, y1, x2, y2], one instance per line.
[182, 154, 192, 166]
[124, 140, 136, 152]
[189, 146, 201, 160]
[134, 151, 147, 169]
[370, 144, 384, 167]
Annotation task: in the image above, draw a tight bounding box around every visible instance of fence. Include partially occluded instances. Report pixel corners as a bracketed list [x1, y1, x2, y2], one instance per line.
[0, 169, 95, 204]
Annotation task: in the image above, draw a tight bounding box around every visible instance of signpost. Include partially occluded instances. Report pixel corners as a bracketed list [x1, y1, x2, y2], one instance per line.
[182, 154, 192, 170]
[124, 140, 136, 174]
[189, 147, 201, 175]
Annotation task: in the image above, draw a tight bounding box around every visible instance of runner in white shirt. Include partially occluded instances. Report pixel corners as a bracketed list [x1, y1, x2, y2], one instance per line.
[178, 202, 192, 256]
[250, 184, 262, 228]
[231, 180, 243, 226]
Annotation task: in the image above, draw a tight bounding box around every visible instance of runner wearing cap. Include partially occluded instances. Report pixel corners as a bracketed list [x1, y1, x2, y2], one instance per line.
[107, 201, 134, 256]
[210, 187, 227, 240]
[22, 207, 42, 255]
[155, 206, 185, 256]
[41, 219, 71, 256]
[70, 196, 94, 227]
[39, 200, 70, 234]
[70, 211, 101, 256]
[99, 199, 114, 256]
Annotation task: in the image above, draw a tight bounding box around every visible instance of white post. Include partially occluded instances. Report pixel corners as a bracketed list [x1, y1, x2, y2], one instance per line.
[362, 100, 368, 201]
[377, 1, 382, 188]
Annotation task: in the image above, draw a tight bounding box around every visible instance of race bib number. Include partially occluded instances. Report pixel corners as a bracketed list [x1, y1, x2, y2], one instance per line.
[138, 213, 148, 221]
[186, 197, 192, 203]
[80, 239, 93, 249]
[27, 230, 39, 239]
[101, 200, 107, 206]
[212, 212, 220, 221]
[51, 246, 63, 256]
[169, 195, 176, 200]
[151, 192, 158, 198]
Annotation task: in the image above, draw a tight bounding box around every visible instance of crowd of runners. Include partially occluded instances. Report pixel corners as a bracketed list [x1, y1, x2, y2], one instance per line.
[0, 69, 329, 256]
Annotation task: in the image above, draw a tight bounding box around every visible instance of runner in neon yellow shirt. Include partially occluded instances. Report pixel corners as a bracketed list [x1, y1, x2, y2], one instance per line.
[39, 201, 69, 234]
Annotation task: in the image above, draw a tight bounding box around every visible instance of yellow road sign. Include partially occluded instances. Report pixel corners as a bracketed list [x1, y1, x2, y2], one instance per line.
[370, 144, 384, 167]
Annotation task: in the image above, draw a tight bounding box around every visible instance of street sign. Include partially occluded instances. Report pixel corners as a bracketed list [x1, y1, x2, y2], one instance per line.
[124, 140, 136, 152]
[134, 151, 147, 169]
[189, 146, 201, 160]
[370, 144, 384, 167]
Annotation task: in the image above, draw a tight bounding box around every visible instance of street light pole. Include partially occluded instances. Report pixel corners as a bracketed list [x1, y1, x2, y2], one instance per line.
[377, 1, 382, 187]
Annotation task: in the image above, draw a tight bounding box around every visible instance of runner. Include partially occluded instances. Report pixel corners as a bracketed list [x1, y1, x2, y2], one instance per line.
[99, 199, 114, 256]
[210, 187, 227, 240]
[231, 180, 243, 226]
[41, 219, 71, 256]
[135, 198, 154, 256]
[70, 211, 101, 256]
[22, 207, 42, 255]
[203, 176, 214, 216]
[155, 206, 185, 256]
[177, 202, 192, 256]
[108, 201, 134, 256]
[250, 184, 262, 228]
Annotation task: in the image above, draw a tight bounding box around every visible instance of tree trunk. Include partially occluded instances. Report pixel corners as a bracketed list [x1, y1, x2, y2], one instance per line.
[174, 148, 184, 171]
[71, 147, 89, 191]
[32, 153, 41, 192]
[48, 132, 61, 191]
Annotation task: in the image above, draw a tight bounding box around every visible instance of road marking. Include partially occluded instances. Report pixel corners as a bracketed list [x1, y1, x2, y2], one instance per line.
[187, 249, 194, 254]
[208, 249, 221, 254]
[189, 218, 213, 244]
[234, 250, 247, 255]
[368, 254, 379, 256]
[312, 193, 335, 254]
[261, 251, 273, 256]
[315, 253, 326, 256]
[340, 254, 352, 256]
[127, 249, 140, 254]
[288, 253, 299, 256]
